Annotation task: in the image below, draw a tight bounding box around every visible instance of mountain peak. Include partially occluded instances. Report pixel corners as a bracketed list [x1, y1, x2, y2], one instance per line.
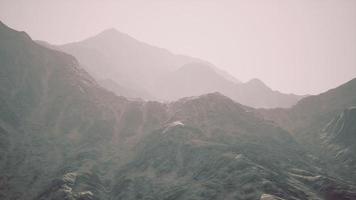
[174, 92, 241, 109]
[100, 28, 119, 35]
[0, 21, 32, 41]
[96, 28, 132, 39]
[245, 78, 270, 90]
[247, 78, 265, 85]
[58, 26, 303, 108]
[81, 28, 132, 44]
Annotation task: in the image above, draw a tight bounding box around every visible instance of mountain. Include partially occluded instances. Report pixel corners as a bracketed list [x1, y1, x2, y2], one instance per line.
[107, 93, 355, 200]
[236, 78, 304, 108]
[39, 39, 154, 100]
[258, 78, 356, 181]
[0, 20, 125, 199]
[318, 106, 356, 180]
[45, 28, 303, 108]
[323, 107, 356, 150]
[58, 29, 199, 95]
[155, 63, 302, 108]
[2, 21, 356, 200]
[258, 78, 356, 133]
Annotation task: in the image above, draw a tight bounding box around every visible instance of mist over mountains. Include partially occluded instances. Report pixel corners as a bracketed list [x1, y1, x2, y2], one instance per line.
[1, 20, 356, 200]
[39, 28, 304, 108]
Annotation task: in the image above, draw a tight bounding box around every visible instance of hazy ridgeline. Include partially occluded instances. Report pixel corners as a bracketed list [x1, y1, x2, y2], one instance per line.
[1, 8, 356, 200]
[38, 29, 304, 108]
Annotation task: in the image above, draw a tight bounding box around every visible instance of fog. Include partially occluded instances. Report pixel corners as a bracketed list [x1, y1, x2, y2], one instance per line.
[1, 0, 355, 95]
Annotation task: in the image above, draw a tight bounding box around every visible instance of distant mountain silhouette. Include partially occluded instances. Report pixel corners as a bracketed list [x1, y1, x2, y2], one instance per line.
[41, 28, 304, 108]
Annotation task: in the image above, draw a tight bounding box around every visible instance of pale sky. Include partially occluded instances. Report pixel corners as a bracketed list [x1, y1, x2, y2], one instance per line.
[1, 0, 355, 95]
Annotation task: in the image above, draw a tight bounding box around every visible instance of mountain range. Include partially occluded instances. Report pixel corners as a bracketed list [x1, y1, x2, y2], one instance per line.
[38, 28, 304, 108]
[1, 21, 356, 200]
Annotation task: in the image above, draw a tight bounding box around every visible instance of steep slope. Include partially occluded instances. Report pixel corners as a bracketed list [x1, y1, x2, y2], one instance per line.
[59, 29, 199, 93]
[322, 107, 356, 150]
[36, 40, 153, 100]
[0, 20, 168, 200]
[260, 78, 356, 132]
[0, 20, 115, 199]
[1, 21, 356, 200]
[258, 78, 356, 181]
[319, 107, 356, 179]
[50, 29, 303, 108]
[110, 94, 356, 200]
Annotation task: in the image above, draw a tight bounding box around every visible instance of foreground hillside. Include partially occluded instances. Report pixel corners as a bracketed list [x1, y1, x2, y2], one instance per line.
[1, 21, 356, 200]
[258, 78, 356, 182]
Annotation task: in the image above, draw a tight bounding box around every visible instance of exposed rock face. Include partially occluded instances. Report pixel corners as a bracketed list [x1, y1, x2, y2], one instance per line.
[320, 107, 356, 178]
[258, 79, 356, 182]
[322, 107, 356, 148]
[1, 21, 356, 200]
